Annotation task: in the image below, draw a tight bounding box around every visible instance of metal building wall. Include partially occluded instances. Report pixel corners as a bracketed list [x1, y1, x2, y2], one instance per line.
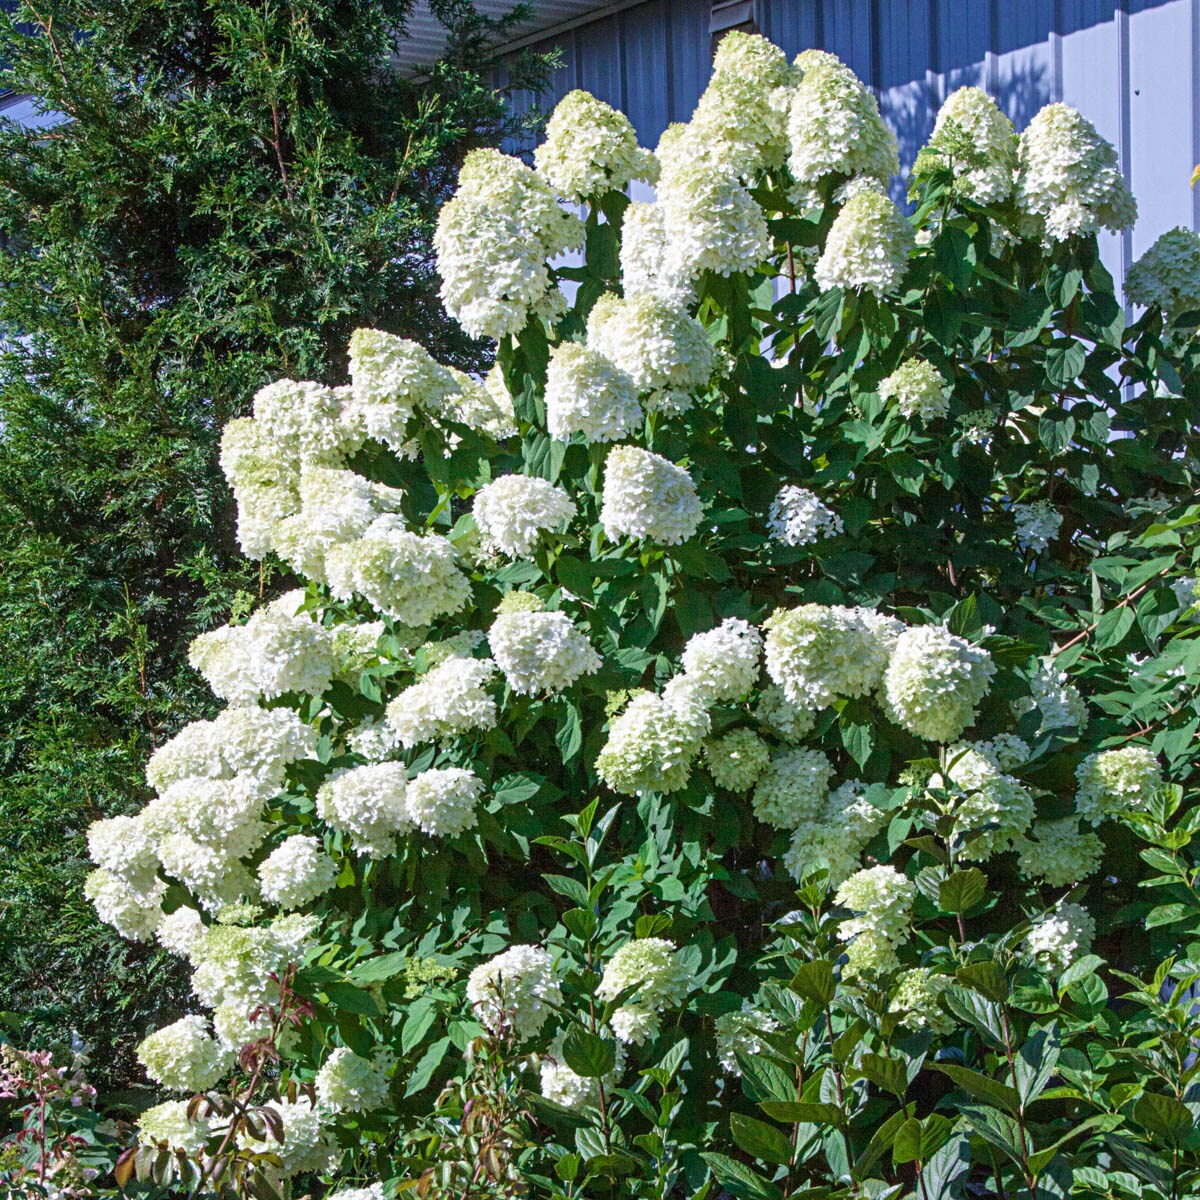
[504, 0, 1200, 290]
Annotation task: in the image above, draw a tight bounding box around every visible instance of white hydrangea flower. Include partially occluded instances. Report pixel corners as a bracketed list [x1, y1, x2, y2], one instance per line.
[84, 869, 165, 941]
[219, 416, 300, 558]
[317, 762, 411, 857]
[444, 367, 518, 441]
[587, 293, 714, 415]
[236, 1096, 337, 1177]
[972, 732, 1030, 773]
[258, 835, 338, 911]
[783, 779, 886, 885]
[472, 475, 576, 558]
[597, 938, 691, 1045]
[327, 1187, 385, 1200]
[136, 1015, 231, 1093]
[157, 834, 256, 913]
[883, 625, 995, 743]
[1026, 901, 1095, 973]
[752, 747, 835, 830]
[540, 1029, 626, 1110]
[466, 945, 563, 1040]
[386, 657, 497, 748]
[681, 618, 762, 702]
[1126, 226, 1200, 316]
[189, 920, 298, 1015]
[814, 187, 915, 297]
[835, 865, 915, 978]
[1016, 817, 1104, 886]
[252, 377, 362, 467]
[87, 815, 158, 890]
[405, 767, 485, 837]
[1013, 658, 1087, 732]
[939, 744, 1035, 860]
[787, 50, 899, 192]
[596, 690, 708, 795]
[488, 609, 601, 696]
[141, 775, 271, 863]
[704, 728, 772, 791]
[434, 149, 583, 340]
[534, 89, 658, 202]
[619, 201, 695, 307]
[877, 359, 949, 421]
[1015, 103, 1136, 245]
[544, 341, 642, 443]
[314, 1046, 393, 1114]
[922, 86, 1017, 205]
[137, 1100, 212, 1154]
[157, 907, 207, 960]
[324, 517, 471, 624]
[601, 446, 702, 545]
[1013, 501, 1063, 555]
[715, 1006, 781, 1074]
[767, 486, 843, 547]
[763, 603, 902, 711]
[754, 684, 817, 742]
[1075, 746, 1162, 825]
[889, 968, 955, 1035]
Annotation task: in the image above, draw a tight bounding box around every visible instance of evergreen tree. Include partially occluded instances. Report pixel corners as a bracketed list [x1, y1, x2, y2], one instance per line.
[0, 0, 544, 1087]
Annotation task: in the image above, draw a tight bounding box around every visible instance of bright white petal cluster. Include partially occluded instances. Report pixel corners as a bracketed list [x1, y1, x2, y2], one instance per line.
[386, 657, 497, 747]
[715, 1006, 781, 1074]
[157, 907, 207, 960]
[1016, 818, 1104, 886]
[704, 729, 772, 791]
[889, 969, 954, 1035]
[883, 625, 995, 743]
[597, 938, 691, 1045]
[1013, 501, 1062, 555]
[405, 767, 485, 837]
[767, 486, 843, 547]
[237, 1096, 337, 1177]
[258, 835, 338, 910]
[596, 689, 708, 795]
[922, 87, 1017, 204]
[1015, 103, 1136, 245]
[940, 744, 1034, 860]
[473, 475, 576, 558]
[434, 149, 583, 340]
[681, 618, 762, 702]
[466, 945, 562, 1040]
[82, 871, 165, 942]
[619, 201, 695, 307]
[540, 1030, 626, 1110]
[787, 50, 899, 192]
[878, 359, 948, 421]
[763, 604, 902, 711]
[489, 609, 601, 696]
[783, 780, 886, 885]
[252, 377, 363, 467]
[601, 446, 702, 545]
[1126, 226, 1200, 316]
[587, 293, 714, 415]
[534, 89, 658, 202]
[1026, 902, 1095, 974]
[1074, 746, 1162, 825]
[138, 1100, 213, 1154]
[754, 685, 817, 742]
[136, 1015, 231, 1093]
[87, 815, 158, 890]
[317, 763, 412, 857]
[1013, 658, 1087, 732]
[815, 187, 915, 297]
[752, 747, 835, 830]
[314, 1046, 394, 1114]
[325, 517, 471, 624]
[219, 416, 301, 558]
[835, 865, 915, 978]
[545, 342, 642, 443]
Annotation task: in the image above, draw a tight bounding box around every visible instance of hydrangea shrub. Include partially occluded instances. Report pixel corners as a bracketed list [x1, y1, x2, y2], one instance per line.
[89, 32, 1200, 1200]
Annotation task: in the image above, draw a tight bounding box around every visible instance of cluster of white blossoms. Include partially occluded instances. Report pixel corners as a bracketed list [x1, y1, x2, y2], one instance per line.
[434, 149, 582, 340]
[921, 87, 1017, 205]
[258, 835, 339, 911]
[136, 1015, 231, 1093]
[385, 656, 497, 748]
[316, 763, 411, 857]
[889, 968, 955, 1035]
[138, 1100, 213, 1154]
[752, 747, 835, 830]
[877, 358, 949, 421]
[587, 293, 714, 416]
[314, 1047, 394, 1114]
[540, 1029, 626, 1110]
[600, 446, 702, 545]
[938, 744, 1034, 860]
[767, 486, 843, 547]
[705, 728, 772, 791]
[488, 605, 602, 696]
[1125, 226, 1200, 316]
[237, 1096, 338, 1177]
[1015, 103, 1137, 245]
[472, 475, 576, 558]
[1016, 817, 1104, 887]
[715, 1006, 781, 1074]
[754, 684, 817, 743]
[1012, 500, 1063, 555]
[597, 938, 691, 1044]
[404, 767, 485, 837]
[681, 618, 763, 702]
[328, 1186, 386, 1200]
[466, 945, 563, 1041]
[835, 865, 915, 977]
[596, 686, 710, 795]
[544, 342, 642, 443]
[782, 780, 886, 885]
[883, 625, 996, 743]
[619, 201, 695, 308]
[534, 89, 658, 202]
[1074, 746, 1162, 825]
[1026, 901, 1095, 973]
[1014, 658, 1088, 732]
[814, 186, 915, 297]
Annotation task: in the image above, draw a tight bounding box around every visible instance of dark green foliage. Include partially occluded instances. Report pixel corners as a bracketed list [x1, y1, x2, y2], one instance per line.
[0, 0, 543, 1088]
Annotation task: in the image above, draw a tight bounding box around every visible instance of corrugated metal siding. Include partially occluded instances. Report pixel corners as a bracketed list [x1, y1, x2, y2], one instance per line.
[502, 0, 1200, 288]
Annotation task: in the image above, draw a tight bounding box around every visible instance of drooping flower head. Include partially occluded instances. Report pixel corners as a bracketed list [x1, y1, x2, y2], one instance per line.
[878, 358, 949, 421]
[916, 86, 1017, 205]
[767, 486, 843, 546]
[1074, 746, 1162, 825]
[597, 938, 691, 1044]
[472, 475, 576, 559]
[814, 186, 915, 297]
[544, 342, 642, 443]
[1125, 226, 1200, 316]
[466, 945, 563, 1040]
[601, 446, 703, 545]
[489, 609, 602, 696]
[681, 617, 763, 702]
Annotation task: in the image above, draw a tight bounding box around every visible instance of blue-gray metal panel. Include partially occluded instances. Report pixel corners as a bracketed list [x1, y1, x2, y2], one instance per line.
[758, 0, 822, 57]
[666, 0, 712, 125]
[622, 0, 671, 145]
[576, 13, 626, 108]
[822, 0, 875, 78]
